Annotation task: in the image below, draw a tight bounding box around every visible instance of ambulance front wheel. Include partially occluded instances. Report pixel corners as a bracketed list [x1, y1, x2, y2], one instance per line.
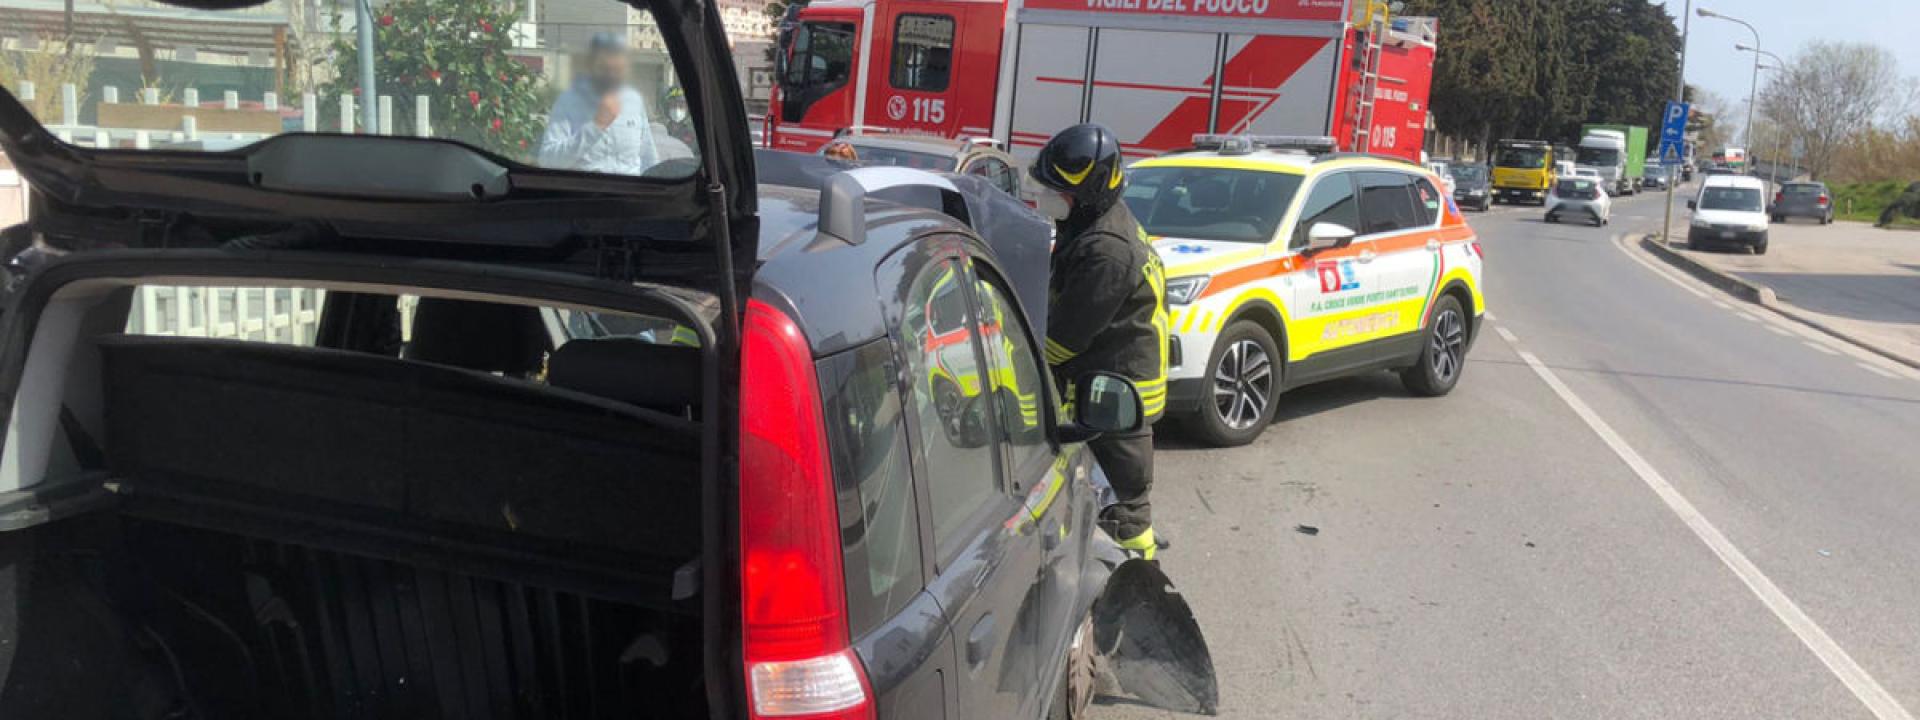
[1181, 320, 1280, 448]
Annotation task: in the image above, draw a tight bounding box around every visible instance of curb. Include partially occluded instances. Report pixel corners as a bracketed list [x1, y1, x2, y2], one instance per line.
[1634, 234, 1920, 371]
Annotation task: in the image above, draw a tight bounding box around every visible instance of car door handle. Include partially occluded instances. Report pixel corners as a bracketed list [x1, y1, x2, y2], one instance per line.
[966, 614, 997, 667]
[1426, 238, 1441, 251]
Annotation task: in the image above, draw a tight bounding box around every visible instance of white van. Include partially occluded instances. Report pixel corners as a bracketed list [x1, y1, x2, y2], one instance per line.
[1688, 175, 1771, 254]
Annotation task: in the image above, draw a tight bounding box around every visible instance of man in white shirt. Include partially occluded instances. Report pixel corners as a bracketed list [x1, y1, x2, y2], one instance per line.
[538, 33, 660, 175]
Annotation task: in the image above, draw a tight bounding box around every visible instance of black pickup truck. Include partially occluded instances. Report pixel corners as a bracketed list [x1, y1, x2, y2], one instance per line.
[0, 0, 1214, 718]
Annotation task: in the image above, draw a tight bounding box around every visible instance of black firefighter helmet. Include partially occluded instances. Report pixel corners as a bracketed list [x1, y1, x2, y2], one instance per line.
[1029, 123, 1127, 210]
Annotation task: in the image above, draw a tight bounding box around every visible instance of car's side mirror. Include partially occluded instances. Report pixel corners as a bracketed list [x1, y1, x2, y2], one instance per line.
[1686, 199, 1696, 210]
[1054, 371, 1144, 444]
[1305, 222, 1357, 252]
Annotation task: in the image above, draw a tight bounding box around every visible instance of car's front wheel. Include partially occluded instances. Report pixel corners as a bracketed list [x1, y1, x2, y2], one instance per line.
[1182, 320, 1281, 447]
[1046, 614, 1100, 720]
[1402, 295, 1468, 397]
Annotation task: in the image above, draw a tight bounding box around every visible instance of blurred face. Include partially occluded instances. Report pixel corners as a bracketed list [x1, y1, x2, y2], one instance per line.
[590, 49, 628, 93]
[1031, 186, 1074, 221]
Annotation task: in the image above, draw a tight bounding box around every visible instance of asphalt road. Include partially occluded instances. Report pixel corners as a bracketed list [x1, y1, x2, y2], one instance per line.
[1095, 187, 1920, 719]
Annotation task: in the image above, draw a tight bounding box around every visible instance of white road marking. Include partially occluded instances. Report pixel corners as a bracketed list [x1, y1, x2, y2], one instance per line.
[1858, 362, 1900, 379]
[1737, 313, 1763, 323]
[1804, 342, 1841, 356]
[1765, 325, 1794, 337]
[1711, 300, 1734, 310]
[1612, 235, 1713, 298]
[1494, 325, 1519, 344]
[1497, 336, 1917, 720]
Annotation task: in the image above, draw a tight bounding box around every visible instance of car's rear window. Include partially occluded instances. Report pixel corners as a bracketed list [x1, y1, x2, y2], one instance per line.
[1784, 185, 1824, 195]
[1555, 179, 1597, 196]
[1124, 166, 1305, 243]
[0, 0, 703, 180]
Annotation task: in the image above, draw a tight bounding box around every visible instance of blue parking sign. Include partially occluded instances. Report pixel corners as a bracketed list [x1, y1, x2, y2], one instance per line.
[1655, 100, 1689, 166]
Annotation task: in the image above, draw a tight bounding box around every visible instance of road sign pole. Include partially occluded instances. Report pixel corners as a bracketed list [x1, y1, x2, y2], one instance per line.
[1663, 0, 1693, 248]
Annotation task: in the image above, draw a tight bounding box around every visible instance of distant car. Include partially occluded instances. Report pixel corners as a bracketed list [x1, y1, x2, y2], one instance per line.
[1546, 178, 1610, 226]
[1448, 162, 1492, 211]
[833, 131, 1024, 199]
[1689, 174, 1771, 253]
[1426, 161, 1457, 195]
[1642, 165, 1670, 190]
[1772, 181, 1834, 224]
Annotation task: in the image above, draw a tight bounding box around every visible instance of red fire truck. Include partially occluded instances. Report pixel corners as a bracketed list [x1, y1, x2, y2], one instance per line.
[767, 0, 1437, 163]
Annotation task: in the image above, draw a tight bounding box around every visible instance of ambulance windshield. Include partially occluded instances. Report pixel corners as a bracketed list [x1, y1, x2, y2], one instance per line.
[1125, 166, 1304, 243]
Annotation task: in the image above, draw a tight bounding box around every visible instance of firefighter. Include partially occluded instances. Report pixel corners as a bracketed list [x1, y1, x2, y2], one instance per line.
[1029, 123, 1170, 560]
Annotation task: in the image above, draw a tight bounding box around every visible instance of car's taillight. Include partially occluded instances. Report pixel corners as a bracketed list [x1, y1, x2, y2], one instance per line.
[1774, 192, 1784, 204]
[1470, 241, 1484, 258]
[739, 299, 873, 720]
[1818, 194, 1830, 205]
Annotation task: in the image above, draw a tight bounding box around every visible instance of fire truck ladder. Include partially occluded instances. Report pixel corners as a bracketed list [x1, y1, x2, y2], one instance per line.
[1350, 2, 1390, 152]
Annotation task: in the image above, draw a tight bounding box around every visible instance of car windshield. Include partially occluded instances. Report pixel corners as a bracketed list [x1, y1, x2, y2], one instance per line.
[845, 143, 952, 171]
[1577, 147, 1620, 166]
[1123, 166, 1304, 243]
[0, 0, 702, 179]
[1449, 165, 1486, 182]
[1496, 147, 1547, 168]
[1700, 186, 1764, 211]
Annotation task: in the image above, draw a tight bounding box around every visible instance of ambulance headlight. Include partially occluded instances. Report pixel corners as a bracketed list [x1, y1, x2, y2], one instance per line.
[1165, 275, 1210, 306]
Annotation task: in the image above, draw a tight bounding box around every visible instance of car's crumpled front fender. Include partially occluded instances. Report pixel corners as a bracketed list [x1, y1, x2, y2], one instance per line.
[1080, 537, 1220, 716]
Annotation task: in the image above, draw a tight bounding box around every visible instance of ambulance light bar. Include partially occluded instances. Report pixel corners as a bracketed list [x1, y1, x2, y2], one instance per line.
[1188, 134, 1338, 156]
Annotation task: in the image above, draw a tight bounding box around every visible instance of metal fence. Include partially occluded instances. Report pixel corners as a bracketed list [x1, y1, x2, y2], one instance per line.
[13, 80, 438, 149]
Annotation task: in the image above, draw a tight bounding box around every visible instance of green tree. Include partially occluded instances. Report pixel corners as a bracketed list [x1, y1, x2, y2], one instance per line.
[324, 0, 544, 159]
[1403, 0, 1679, 148]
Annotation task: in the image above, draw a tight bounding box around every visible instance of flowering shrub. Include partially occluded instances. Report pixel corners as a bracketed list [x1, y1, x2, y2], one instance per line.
[325, 0, 543, 158]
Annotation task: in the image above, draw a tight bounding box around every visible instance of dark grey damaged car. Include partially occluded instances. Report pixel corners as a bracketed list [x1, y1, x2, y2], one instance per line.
[0, 0, 1216, 718]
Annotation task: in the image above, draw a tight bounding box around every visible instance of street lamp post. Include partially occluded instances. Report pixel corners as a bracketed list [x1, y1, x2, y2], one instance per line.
[1700, 8, 1760, 174]
[1738, 45, 1789, 183]
[1661, 0, 1695, 247]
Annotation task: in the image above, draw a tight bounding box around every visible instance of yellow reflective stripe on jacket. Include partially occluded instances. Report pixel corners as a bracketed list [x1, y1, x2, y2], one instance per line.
[1045, 337, 1078, 365]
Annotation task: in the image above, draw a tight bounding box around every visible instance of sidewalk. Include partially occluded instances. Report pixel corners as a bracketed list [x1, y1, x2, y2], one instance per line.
[1651, 218, 1920, 366]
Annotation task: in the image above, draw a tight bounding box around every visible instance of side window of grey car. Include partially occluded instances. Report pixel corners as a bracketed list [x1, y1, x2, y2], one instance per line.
[897, 257, 1004, 557]
[1293, 174, 1360, 249]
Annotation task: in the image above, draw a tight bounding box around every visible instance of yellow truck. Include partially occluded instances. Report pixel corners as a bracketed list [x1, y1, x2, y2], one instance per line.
[1492, 140, 1556, 205]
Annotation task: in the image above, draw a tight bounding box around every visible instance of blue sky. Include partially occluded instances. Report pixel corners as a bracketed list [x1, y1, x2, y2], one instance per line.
[1668, 0, 1920, 108]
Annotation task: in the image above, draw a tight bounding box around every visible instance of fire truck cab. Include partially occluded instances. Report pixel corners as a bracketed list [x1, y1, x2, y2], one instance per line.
[770, 0, 1438, 165]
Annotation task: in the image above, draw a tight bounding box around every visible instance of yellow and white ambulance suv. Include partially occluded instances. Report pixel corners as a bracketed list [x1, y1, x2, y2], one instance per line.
[1123, 136, 1486, 446]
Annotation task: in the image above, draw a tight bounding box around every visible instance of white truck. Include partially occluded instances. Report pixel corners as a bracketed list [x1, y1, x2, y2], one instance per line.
[1577, 129, 1630, 196]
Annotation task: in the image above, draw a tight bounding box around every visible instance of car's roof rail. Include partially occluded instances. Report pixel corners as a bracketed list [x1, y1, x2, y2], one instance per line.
[1314, 151, 1418, 167]
[819, 167, 969, 245]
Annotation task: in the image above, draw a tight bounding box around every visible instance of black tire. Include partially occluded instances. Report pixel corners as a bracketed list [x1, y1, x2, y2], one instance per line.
[1180, 319, 1281, 447]
[1402, 295, 1468, 397]
[1754, 240, 1769, 255]
[1047, 614, 1099, 720]
[1545, 214, 1557, 224]
[1771, 214, 1784, 223]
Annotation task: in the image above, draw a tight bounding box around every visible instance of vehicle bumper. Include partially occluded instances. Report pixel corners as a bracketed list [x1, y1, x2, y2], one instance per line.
[1687, 227, 1768, 246]
[1495, 188, 1547, 202]
[1455, 191, 1489, 206]
[1166, 376, 1207, 416]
